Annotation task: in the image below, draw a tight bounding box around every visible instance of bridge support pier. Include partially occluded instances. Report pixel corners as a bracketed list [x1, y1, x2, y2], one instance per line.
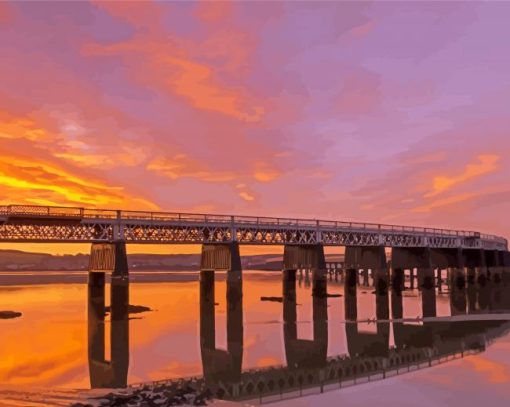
[283, 244, 327, 297]
[200, 242, 243, 384]
[345, 246, 387, 288]
[503, 251, 510, 284]
[450, 267, 467, 315]
[392, 248, 432, 291]
[466, 267, 476, 285]
[437, 269, 444, 291]
[486, 250, 503, 284]
[463, 249, 486, 285]
[87, 241, 129, 389]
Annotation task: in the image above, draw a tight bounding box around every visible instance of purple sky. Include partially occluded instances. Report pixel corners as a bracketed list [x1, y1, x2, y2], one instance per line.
[1, 1, 510, 241]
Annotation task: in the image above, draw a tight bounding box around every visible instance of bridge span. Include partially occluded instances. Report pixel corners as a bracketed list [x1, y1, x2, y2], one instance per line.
[1, 204, 509, 287]
[0, 204, 507, 250]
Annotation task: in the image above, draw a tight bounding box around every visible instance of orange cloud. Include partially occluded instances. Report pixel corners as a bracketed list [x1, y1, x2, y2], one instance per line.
[253, 162, 280, 182]
[412, 192, 477, 213]
[426, 154, 499, 197]
[147, 155, 237, 182]
[83, 20, 263, 122]
[239, 191, 255, 201]
[0, 112, 53, 141]
[0, 153, 158, 210]
[163, 56, 264, 122]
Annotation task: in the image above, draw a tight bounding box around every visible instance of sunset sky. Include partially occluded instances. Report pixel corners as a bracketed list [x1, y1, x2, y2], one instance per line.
[1, 1, 510, 254]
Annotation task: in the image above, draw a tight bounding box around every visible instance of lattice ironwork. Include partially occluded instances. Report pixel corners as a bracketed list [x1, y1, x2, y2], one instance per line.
[0, 204, 507, 251]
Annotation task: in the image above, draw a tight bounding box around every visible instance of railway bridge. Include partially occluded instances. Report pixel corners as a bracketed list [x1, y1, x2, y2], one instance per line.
[0, 204, 508, 285]
[5, 204, 507, 393]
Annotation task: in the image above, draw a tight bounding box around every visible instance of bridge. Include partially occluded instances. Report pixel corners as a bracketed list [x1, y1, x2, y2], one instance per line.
[7, 203, 504, 401]
[0, 204, 507, 250]
[1, 204, 509, 289]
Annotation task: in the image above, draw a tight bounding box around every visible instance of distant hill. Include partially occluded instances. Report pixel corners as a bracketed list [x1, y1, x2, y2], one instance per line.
[0, 250, 343, 272]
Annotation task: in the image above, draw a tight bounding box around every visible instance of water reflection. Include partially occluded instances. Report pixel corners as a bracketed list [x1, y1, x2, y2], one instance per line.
[283, 270, 328, 370]
[199, 269, 243, 386]
[345, 268, 390, 358]
[85, 270, 510, 403]
[88, 273, 129, 388]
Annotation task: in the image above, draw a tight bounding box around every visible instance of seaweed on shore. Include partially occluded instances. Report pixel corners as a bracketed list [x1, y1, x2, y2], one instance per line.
[74, 382, 213, 407]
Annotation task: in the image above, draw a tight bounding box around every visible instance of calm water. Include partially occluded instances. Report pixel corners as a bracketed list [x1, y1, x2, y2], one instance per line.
[1, 271, 510, 404]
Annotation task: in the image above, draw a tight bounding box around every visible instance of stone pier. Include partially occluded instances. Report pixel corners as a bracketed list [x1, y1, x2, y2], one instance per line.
[87, 240, 129, 388]
[200, 242, 243, 385]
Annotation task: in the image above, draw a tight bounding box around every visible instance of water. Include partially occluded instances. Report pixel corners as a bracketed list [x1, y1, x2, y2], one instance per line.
[1, 270, 510, 404]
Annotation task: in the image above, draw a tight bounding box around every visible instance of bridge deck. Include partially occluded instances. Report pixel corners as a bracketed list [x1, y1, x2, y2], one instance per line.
[0, 204, 507, 250]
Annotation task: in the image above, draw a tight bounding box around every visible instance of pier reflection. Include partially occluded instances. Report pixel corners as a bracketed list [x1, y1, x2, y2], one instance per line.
[200, 269, 243, 387]
[86, 272, 510, 403]
[194, 278, 510, 403]
[283, 270, 328, 370]
[345, 268, 390, 358]
[88, 274, 129, 388]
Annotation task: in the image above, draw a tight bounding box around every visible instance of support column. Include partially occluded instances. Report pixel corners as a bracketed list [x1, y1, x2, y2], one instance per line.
[283, 244, 327, 297]
[418, 267, 435, 290]
[88, 240, 129, 389]
[466, 267, 476, 285]
[392, 268, 405, 291]
[450, 267, 466, 289]
[422, 285, 437, 318]
[344, 246, 387, 289]
[200, 242, 243, 384]
[463, 249, 486, 285]
[344, 268, 357, 321]
[487, 250, 503, 284]
[392, 247, 431, 291]
[450, 272, 467, 316]
[467, 283, 477, 314]
[200, 270, 215, 350]
[503, 251, 510, 285]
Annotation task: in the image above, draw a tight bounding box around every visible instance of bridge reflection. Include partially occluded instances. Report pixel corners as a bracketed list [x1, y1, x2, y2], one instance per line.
[88, 273, 129, 388]
[87, 266, 510, 402]
[107, 278, 510, 405]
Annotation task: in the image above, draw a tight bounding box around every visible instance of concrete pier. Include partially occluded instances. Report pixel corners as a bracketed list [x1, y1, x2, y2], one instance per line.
[87, 239, 129, 389]
[200, 242, 243, 384]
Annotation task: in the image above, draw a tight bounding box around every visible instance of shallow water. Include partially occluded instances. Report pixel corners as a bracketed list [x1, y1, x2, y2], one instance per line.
[0, 271, 509, 403]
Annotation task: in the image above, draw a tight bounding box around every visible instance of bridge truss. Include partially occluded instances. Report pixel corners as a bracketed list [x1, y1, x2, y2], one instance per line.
[0, 205, 507, 250]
